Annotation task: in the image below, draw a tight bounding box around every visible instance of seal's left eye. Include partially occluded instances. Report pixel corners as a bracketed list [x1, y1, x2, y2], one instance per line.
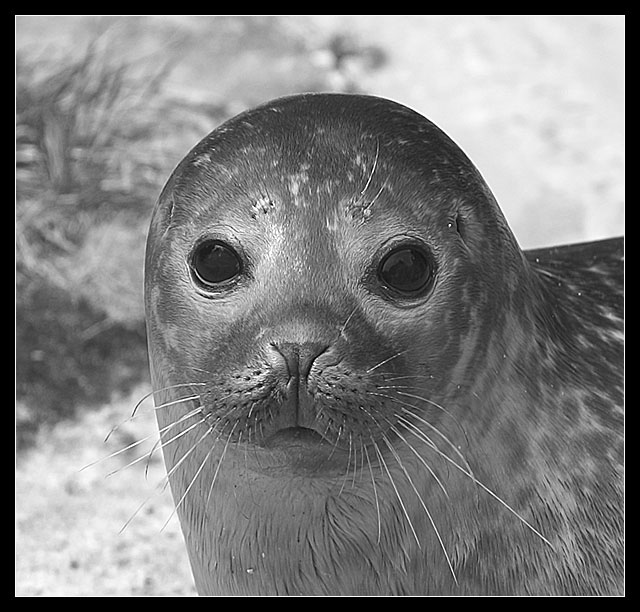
[378, 246, 435, 295]
[191, 240, 242, 287]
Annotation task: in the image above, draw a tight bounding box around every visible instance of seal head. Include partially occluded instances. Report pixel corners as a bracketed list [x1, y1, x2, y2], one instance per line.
[144, 93, 623, 595]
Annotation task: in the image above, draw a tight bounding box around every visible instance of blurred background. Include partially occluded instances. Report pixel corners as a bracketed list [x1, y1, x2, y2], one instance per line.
[15, 15, 624, 596]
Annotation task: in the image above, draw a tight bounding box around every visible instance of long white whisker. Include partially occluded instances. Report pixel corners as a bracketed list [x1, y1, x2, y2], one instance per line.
[360, 396, 450, 502]
[395, 390, 470, 446]
[104, 386, 203, 443]
[373, 391, 474, 479]
[205, 422, 238, 506]
[372, 437, 421, 550]
[118, 493, 158, 534]
[395, 406, 552, 548]
[338, 428, 353, 496]
[163, 419, 213, 484]
[366, 349, 410, 374]
[80, 405, 203, 472]
[372, 393, 552, 548]
[145, 394, 202, 416]
[390, 423, 449, 499]
[339, 306, 358, 338]
[397, 407, 476, 486]
[359, 138, 379, 199]
[161, 425, 216, 532]
[366, 183, 385, 209]
[116, 415, 209, 533]
[81, 435, 154, 472]
[363, 443, 381, 545]
[372, 388, 469, 449]
[105, 409, 206, 478]
[382, 434, 458, 585]
[132, 383, 205, 417]
[434, 446, 554, 548]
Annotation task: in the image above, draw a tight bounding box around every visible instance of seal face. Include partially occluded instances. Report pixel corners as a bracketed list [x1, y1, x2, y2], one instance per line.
[144, 93, 624, 595]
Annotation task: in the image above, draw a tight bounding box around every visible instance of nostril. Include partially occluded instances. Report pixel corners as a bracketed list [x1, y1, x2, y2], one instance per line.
[270, 342, 330, 381]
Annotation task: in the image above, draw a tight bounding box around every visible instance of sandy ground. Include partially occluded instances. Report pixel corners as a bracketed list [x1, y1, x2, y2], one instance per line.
[16, 387, 196, 596]
[15, 15, 624, 597]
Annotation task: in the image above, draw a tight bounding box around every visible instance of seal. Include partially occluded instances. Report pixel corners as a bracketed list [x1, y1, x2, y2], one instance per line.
[144, 93, 624, 595]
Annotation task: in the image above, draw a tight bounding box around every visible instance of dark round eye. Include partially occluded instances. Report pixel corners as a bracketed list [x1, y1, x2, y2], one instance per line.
[191, 240, 242, 287]
[378, 246, 435, 294]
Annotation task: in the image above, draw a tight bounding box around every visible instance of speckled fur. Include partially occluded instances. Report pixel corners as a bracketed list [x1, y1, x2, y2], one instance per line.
[144, 94, 623, 595]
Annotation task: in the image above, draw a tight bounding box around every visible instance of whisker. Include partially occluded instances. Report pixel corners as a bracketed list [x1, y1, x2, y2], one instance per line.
[80, 405, 204, 472]
[160, 419, 216, 500]
[105, 409, 206, 478]
[183, 366, 211, 375]
[143, 393, 202, 416]
[132, 382, 205, 417]
[359, 400, 455, 577]
[161, 424, 216, 532]
[81, 435, 154, 473]
[377, 373, 436, 381]
[363, 443, 382, 545]
[348, 436, 358, 490]
[397, 407, 476, 486]
[372, 436, 421, 550]
[358, 138, 380, 200]
[353, 434, 363, 488]
[390, 423, 449, 499]
[205, 422, 238, 506]
[366, 183, 385, 209]
[116, 415, 210, 533]
[339, 306, 358, 339]
[381, 434, 458, 585]
[372, 388, 469, 450]
[398, 411, 484, 514]
[432, 445, 554, 549]
[385, 401, 553, 549]
[105, 385, 204, 443]
[366, 349, 410, 374]
[324, 416, 342, 463]
[395, 390, 470, 446]
[330, 425, 353, 496]
[118, 492, 159, 534]
[235, 427, 256, 513]
[361, 396, 450, 499]
[372, 391, 474, 481]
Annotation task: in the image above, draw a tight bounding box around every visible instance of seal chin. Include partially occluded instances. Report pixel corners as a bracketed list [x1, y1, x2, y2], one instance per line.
[263, 426, 327, 449]
[256, 426, 349, 477]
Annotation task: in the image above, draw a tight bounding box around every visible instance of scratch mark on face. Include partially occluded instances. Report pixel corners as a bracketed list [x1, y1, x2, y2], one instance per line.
[348, 139, 385, 223]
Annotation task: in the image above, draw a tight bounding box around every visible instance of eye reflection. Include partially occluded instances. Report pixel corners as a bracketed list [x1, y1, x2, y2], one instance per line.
[191, 240, 242, 287]
[378, 246, 435, 294]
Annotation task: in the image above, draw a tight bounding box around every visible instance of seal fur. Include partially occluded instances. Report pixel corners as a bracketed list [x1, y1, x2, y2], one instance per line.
[144, 93, 623, 595]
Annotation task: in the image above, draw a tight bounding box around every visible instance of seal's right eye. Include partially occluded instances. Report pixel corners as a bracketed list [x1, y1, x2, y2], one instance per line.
[190, 240, 242, 287]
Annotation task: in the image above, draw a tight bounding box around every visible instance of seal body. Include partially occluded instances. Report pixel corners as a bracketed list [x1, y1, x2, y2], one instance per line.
[144, 94, 623, 595]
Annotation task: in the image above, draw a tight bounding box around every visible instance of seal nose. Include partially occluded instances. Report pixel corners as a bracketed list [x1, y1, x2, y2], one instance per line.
[271, 341, 329, 382]
[266, 341, 331, 431]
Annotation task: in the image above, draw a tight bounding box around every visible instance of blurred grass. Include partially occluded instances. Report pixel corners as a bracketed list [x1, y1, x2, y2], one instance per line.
[18, 39, 184, 447]
[16, 36, 167, 446]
